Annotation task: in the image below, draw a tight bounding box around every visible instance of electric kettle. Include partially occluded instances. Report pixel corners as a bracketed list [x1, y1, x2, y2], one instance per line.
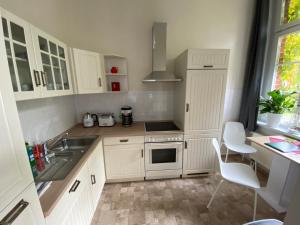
[82, 112, 94, 128]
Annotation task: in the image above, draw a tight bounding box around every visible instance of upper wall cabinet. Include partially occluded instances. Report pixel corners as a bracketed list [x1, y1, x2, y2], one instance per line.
[31, 26, 73, 98]
[71, 48, 105, 94]
[0, 8, 73, 101]
[1, 10, 40, 101]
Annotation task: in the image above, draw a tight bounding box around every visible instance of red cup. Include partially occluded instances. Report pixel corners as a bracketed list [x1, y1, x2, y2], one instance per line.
[111, 67, 119, 74]
[111, 82, 120, 91]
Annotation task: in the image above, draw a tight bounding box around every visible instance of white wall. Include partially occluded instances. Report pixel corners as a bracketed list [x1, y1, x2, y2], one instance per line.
[16, 96, 76, 143]
[1, 0, 255, 132]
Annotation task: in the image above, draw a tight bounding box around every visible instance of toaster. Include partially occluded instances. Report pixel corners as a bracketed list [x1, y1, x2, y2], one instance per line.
[98, 113, 115, 127]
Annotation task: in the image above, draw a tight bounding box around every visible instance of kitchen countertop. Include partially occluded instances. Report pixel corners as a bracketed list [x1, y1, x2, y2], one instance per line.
[68, 122, 146, 137]
[39, 122, 146, 217]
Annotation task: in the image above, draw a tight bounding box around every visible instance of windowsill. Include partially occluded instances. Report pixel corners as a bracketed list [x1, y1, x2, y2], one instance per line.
[257, 121, 300, 140]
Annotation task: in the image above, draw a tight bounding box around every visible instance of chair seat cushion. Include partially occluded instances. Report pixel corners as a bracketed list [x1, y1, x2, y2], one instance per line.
[222, 163, 260, 189]
[225, 143, 257, 154]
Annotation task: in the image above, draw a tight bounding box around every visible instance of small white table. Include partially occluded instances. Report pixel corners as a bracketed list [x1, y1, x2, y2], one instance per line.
[247, 136, 300, 224]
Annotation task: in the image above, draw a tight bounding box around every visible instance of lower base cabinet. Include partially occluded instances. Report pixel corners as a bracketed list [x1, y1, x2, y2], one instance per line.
[0, 183, 45, 225]
[104, 142, 145, 181]
[183, 134, 218, 175]
[46, 140, 105, 225]
[88, 140, 106, 209]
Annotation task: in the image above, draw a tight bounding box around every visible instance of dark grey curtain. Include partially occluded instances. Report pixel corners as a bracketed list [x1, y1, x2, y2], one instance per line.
[239, 0, 270, 131]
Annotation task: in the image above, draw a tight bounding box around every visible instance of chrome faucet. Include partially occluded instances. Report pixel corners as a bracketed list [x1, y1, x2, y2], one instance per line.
[44, 132, 70, 162]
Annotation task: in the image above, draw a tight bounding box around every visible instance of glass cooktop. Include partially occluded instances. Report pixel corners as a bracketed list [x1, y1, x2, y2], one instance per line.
[145, 121, 180, 132]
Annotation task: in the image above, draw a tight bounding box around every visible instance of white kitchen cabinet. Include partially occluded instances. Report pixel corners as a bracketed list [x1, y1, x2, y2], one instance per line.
[183, 135, 218, 175]
[0, 13, 45, 224]
[87, 140, 106, 210]
[174, 49, 229, 175]
[186, 49, 229, 70]
[71, 48, 105, 94]
[61, 173, 94, 225]
[1, 8, 40, 101]
[185, 69, 227, 135]
[46, 163, 93, 225]
[31, 26, 73, 97]
[0, 11, 36, 211]
[46, 140, 105, 225]
[0, 184, 45, 225]
[1, 7, 73, 101]
[104, 140, 145, 181]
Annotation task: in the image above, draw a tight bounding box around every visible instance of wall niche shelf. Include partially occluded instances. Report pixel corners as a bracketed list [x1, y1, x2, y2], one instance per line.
[104, 55, 128, 92]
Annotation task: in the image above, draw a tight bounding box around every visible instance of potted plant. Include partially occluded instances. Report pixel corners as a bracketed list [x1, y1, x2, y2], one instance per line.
[259, 90, 296, 128]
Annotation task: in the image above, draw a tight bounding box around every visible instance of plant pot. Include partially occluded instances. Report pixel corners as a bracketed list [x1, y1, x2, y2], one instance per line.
[267, 113, 282, 128]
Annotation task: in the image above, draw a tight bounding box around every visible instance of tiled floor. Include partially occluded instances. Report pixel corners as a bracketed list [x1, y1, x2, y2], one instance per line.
[91, 158, 285, 225]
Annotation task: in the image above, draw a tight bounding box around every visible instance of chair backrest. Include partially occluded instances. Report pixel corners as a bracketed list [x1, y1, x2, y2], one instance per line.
[223, 122, 246, 145]
[212, 138, 224, 174]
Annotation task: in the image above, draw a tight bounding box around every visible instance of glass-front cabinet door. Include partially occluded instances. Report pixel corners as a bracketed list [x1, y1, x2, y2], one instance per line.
[31, 27, 72, 97]
[1, 10, 40, 100]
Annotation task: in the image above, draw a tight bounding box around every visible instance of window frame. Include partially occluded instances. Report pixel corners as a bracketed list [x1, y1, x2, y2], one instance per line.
[262, 0, 300, 97]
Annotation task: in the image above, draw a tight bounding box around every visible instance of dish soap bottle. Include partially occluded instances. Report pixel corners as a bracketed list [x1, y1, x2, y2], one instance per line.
[26, 142, 38, 177]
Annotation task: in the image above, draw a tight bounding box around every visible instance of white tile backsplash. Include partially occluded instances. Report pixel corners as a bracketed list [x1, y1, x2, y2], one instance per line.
[16, 95, 77, 144]
[75, 90, 174, 122]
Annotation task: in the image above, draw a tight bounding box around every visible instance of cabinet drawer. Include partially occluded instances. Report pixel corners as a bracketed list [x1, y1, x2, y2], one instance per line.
[46, 164, 89, 225]
[104, 136, 144, 145]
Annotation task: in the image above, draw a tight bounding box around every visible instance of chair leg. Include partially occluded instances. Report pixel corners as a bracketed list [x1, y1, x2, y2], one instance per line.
[253, 190, 257, 221]
[225, 148, 229, 162]
[207, 179, 224, 208]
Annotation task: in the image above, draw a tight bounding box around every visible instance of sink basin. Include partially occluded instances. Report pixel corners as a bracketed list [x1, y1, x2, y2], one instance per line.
[35, 136, 98, 182]
[51, 135, 98, 152]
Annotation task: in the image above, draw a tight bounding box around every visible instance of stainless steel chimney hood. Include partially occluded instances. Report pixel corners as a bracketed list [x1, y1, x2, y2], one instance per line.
[143, 23, 182, 82]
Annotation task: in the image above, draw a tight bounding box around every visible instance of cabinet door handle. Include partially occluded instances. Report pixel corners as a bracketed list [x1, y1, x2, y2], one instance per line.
[33, 70, 41, 86]
[186, 103, 189, 112]
[41, 71, 47, 86]
[203, 65, 213, 68]
[91, 175, 96, 185]
[98, 77, 102, 87]
[141, 149, 143, 158]
[120, 139, 128, 143]
[0, 199, 29, 225]
[184, 141, 187, 149]
[69, 180, 81, 193]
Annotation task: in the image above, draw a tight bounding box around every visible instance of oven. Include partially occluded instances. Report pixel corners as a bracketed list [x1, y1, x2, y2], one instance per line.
[144, 134, 183, 179]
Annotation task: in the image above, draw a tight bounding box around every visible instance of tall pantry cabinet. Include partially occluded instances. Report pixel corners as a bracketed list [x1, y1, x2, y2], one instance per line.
[0, 9, 45, 225]
[174, 49, 229, 176]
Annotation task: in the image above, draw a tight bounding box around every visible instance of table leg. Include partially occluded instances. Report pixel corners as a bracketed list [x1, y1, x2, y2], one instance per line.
[257, 155, 290, 213]
[283, 163, 300, 225]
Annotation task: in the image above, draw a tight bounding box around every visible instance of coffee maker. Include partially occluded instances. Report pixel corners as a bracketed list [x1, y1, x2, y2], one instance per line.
[121, 106, 133, 127]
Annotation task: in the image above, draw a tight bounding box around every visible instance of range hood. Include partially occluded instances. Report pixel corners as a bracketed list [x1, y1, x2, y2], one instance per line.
[143, 23, 182, 82]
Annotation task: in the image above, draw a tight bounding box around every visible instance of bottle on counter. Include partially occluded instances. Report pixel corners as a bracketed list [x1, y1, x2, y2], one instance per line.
[25, 142, 38, 177]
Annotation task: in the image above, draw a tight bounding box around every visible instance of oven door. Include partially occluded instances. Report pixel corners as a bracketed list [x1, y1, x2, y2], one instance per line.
[145, 142, 183, 171]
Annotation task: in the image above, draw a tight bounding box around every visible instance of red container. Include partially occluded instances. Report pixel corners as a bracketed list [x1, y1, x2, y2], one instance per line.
[111, 67, 119, 74]
[111, 82, 120, 91]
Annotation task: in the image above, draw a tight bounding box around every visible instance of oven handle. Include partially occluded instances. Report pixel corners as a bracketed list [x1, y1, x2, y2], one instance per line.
[146, 142, 183, 146]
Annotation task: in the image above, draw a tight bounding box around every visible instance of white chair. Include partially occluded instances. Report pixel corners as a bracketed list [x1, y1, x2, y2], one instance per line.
[223, 122, 257, 168]
[243, 219, 283, 225]
[207, 138, 261, 221]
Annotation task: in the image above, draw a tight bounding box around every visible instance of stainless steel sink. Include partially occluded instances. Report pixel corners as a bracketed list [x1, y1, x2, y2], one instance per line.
[35, 136, 98, 182]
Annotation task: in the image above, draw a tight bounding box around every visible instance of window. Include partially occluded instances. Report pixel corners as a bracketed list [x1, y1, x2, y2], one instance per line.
[280, 0, 300, 25]
[273, 31, 300, 92]
[260, 0, 300, 129]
